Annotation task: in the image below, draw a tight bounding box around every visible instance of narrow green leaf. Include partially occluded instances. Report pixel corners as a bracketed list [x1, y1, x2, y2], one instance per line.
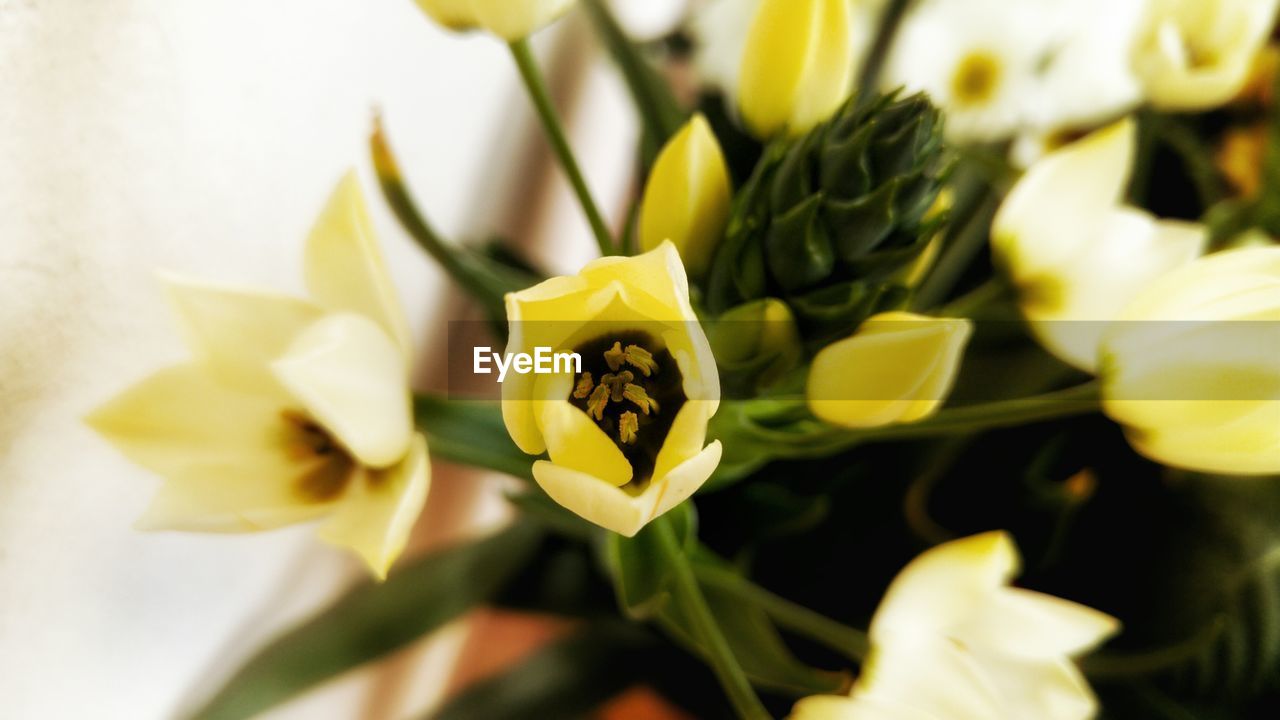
[426, 623, 655, 720]
[413, 394, 533, 481]
[188, 521, 543, 720]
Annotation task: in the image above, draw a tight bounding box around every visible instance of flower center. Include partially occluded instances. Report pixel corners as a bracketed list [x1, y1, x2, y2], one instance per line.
[568, 331, 686, 486]
[283, 410, 356, 502]
[951, 51, 1002, 107]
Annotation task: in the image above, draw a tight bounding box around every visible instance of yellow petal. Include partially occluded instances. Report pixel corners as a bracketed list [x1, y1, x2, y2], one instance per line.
[86, 364, 328, 531]
[639, 114, 732, 278]
[318, 434, 431, 580]
[161, 273, 323, 396]
[412, 0, 480, 31]
[533, 374, 633, 487]
[579, 241, 698, 322]
[467, 0, 576, 40]
[532, 460, 650, 537]
[739, 0, 855, 137]
[647, 440, 722, 522]
[305, 171, 411, 355]
[807, 313, 972, 429]
[272, 313, 413, 469]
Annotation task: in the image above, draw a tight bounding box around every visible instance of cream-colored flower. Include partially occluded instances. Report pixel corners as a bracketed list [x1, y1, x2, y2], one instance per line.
[413, 0, 575, 40]
[88, 173, 428, 579]
[1101, 246, 1280, 475]
[1133, 0, 1280, 110]
[807, 312, 971, 429]
[738, 0, 857, 137]
[639, 113, 732, 279]
[993, 118, 1206, 372]
[502, 242, 721, 536]
[792, 532, 1119, 720]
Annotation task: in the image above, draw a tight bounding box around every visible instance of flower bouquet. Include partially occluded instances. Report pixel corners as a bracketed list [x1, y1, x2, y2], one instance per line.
[88, 0, 1280, 718]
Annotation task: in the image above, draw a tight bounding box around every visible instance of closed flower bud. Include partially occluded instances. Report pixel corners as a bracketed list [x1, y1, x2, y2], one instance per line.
[739, 0, 856, 137]
[1100, 246, 1280, 475]
[792, 532, 1119, 720]
[639, 114, 732, 279]
[993, 119, 1206, 372]
[1133, 0, 1280, 110]
[806, 312, 971, 429]
[503, 242, 722, 536]
[707, 298, 803, 395]
[413, 0, 575, 40]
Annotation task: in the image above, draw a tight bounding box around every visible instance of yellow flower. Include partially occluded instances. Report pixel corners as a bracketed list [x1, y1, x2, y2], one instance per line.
[413, 0, 575, 40]
[1100, 246, 1280, 475]
[993, 119, 1206, 372]
[807, 312, 971, 429]
[87, 173, 428, 579]
[792, 532, 1119, 720]
[502, 242, 721, 536]
[639, 114, 732, 279]
[1133, 0, 1280, 110]
[739, 0, 856, 137]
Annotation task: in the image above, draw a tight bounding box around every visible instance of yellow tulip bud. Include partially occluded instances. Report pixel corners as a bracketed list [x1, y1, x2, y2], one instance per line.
[502, 242, 722, 536]
[1133, 0, 1280, 110]
[806, 312, 972, 429]
[739, 0, 856, 137]
[993, 119, 1206, 372]
[413, 0, 575, 40]
[87, 173, 429, 579]
[1100, 246, 1280, 475]
[792, 532, 1119, 720]
[639, 114, 732, 279]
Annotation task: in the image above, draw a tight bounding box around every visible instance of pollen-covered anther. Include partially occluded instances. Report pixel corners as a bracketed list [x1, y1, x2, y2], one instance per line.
[623, 344, 658, 376]
[604, 341, 627, 372]
[619, 411, 640, 445]
[586, 384, 611, 421]
[572, 372, 595, 400]
[601, 371, 634, 402]
[622, 384, 659, 415]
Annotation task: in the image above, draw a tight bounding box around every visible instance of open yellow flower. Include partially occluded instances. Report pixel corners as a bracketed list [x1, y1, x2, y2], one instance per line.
[739, 0, 856, 137]
[413, 0, 575, 40]
[87, 173, 428, 579]
[1133, 0, 1280, 110]
[792, 532, 1119, 720]
[502, 242, 721, 536]
[807, 312, 972, 429]
[1100, 246, 1280, 475]
[639, 113, 732, 279]
[993, 118, 1206, 372]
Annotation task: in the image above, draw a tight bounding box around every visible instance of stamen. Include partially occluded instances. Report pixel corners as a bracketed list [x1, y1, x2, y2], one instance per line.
[624, 344, 659, 376]
[587, 384, 611, 420]
[619, 411, 639, 445]
[623, 383, 660, 415]
[601, 371, 634, 402]
[604, 341, 626, 372]
[572, 372, 595, 399]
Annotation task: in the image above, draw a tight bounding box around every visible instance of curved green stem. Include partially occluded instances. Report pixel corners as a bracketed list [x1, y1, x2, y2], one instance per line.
[652, 516, 771, 720]
[509, 39, 616, 257]
[694, 560, 869, 663]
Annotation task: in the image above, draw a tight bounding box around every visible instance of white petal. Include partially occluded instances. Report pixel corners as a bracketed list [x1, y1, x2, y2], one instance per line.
[305, 172, 411, 355]
[272, 313, 413, 469]
[318, 434, 431, 579]
[162, 274, 322, 396]
[959, 587, 1120, 658]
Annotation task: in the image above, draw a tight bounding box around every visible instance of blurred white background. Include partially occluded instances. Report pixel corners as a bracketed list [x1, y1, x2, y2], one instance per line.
[0, 0, 660, 717]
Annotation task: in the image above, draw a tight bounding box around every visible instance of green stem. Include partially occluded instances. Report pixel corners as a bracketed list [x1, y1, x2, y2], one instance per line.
[912, 170, 998, 310]
[651, 516, 770, 720]
[695, 561, 869, 663]
[509, 39, 616, 256]
[857, 0, 913, 103]
[936, 276, 1006, 317]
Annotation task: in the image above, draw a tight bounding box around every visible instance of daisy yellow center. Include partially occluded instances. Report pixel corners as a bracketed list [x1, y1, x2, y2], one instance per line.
[569, 332, 686, 485]
[283, 410, 356, 502]
[951, 51, 1002, 107]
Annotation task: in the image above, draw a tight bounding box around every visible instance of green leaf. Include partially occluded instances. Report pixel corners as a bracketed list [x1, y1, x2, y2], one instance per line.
[413, 394, 533, 481]
[188, 521, 544, 720]
[579, 0, 685, 165]
[658, 550, 847, 696]
[371, 117, 540, 332]
[602, 502, 697, 619]
[425, 623, 655, 720]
